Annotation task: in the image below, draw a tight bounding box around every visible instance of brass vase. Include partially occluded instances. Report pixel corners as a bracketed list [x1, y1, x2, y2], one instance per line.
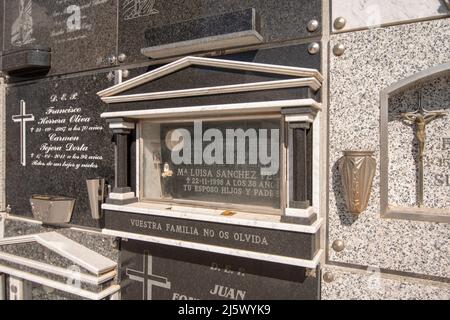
[338, 151, 376, 214]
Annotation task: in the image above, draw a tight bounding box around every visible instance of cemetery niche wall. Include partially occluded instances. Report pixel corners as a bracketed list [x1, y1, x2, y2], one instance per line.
[381, 63, 450, 223]
[0, 0, 326, 300]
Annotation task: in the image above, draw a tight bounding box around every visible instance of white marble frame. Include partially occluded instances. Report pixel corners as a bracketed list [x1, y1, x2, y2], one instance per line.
[380, 62, 450, 223]
[97, 56, 324, 99]
[99, 55, 324, 221]
[284, 109, 322, 221]
[99, 57, 325, 260]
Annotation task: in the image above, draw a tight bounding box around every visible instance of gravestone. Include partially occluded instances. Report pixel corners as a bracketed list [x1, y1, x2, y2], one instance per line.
[118, 0, 322, 64]
[120, 240, 320, 300]
[388, 74, 450, 212]
[5, 72, 115, 228]
[3, 0, 118, 76]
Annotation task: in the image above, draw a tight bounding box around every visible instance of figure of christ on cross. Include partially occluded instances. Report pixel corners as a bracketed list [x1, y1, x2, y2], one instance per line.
[12, 100, 35, 167]
[399, 92, 448, 208]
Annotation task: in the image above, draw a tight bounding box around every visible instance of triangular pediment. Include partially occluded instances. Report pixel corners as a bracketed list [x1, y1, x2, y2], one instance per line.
[98, 56, 323, 104]
[0, 232, 116, 275]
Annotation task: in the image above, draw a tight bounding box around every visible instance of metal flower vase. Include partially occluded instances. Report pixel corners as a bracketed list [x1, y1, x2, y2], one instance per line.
[338, 151, 376, 214]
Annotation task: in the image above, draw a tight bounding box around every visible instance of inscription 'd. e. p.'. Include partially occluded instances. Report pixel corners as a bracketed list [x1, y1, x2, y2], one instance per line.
[13, 92, 106, 171]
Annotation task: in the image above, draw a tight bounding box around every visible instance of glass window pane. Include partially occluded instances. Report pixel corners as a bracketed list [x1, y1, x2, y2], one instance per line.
[142, 119, 281, 210]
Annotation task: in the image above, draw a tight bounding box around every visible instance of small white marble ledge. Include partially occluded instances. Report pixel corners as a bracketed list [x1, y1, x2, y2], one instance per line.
[0, 212, 5, 239]
[102, 228, 323, 269]
[102, 202, 323, 234]
[100, 99, 322, 120]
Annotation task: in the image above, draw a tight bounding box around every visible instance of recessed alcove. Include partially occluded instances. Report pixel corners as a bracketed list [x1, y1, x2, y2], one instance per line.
[380, 62, 450, 223]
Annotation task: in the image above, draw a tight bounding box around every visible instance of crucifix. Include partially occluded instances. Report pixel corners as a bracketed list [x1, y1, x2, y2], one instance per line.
[399, 92, 448, 208]
[12, 100, 35, 167]
[126, 252, 171, 300]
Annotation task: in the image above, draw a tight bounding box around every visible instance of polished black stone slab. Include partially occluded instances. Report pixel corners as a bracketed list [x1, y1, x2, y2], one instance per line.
[109, 87, 314, 113]
[153, 120, 281, 209]
[5, 73, 116, 228]
[3, 0, 118, 76]
[144, 8, 260, 48]
[105, 210, 320, 260]
[118, 0, 322, 65]
[2, 46, 51, 76]
[120, 240, 321, 300]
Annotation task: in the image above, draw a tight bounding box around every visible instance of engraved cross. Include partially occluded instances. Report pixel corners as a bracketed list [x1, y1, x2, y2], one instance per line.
[12, 100, 35, 167]
[126, 252, 171, 300]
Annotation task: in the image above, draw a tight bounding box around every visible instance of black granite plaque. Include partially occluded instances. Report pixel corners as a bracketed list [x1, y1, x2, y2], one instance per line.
[105, 210, 320, 260]
[120, 240, 320, 300]
[144, 8, 261, 48]
[5, 72, 116, 228]
[2, 46, 51, 76]
[118, 0, 322, 65]
[3, 0, 118, 76]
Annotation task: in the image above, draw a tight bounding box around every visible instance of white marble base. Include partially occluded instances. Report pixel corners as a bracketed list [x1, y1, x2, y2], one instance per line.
[284, 207, 315, 218]
[332, 0, 449, 32]
[108, 192, 136, 200]
[102, 202, 323, 233]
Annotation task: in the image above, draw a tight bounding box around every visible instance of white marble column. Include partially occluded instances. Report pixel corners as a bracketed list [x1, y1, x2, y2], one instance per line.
[9, 276, 32, 300]
[0, 274, 5, 300]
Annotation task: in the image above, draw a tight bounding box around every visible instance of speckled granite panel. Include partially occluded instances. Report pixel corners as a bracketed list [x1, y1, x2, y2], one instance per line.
[328, 18, 450, 278]
[31, 283, 85, 300]
[0, 243, 94, 275]
[3, 219, 119, 262]
[388, 76, 450, 209]
[321, 266, 450, 300]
